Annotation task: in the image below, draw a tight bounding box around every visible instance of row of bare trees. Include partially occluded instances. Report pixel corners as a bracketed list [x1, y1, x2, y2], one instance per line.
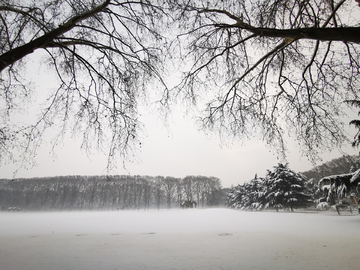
[0, 175, 222, 211]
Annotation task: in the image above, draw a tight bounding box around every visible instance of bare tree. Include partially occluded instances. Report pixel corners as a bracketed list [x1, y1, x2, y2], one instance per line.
[0, 0, 169, 170]
[182, 176, 194, 200]
[153, 178, 164, 209]
[161, 176, 179, 209]
[172, 0, 360, 162]
[3, 0, 359, 173]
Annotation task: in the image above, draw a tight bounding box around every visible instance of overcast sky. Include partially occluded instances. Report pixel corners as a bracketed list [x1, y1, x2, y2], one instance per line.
[1, 98, 358, 188]
[0, 69, 359, 187]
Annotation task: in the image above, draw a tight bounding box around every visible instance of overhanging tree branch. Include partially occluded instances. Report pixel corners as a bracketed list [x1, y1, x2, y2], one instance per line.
[0, 0, 170, 171]
[196, 1, 360, 44]
[248, 27, 360, 43]
[173, 0, 360, 162]
[0, 0, 111, 72]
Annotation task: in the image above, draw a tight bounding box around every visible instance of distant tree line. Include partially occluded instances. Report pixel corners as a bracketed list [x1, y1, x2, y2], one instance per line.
[227, 156, 360, 214]
[0, 175, 223, 211]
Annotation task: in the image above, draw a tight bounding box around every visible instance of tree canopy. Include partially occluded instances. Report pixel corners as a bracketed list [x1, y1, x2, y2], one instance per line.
[1, 0, 360, 171]
[173, 0, 360, 161]
[0, 0, 169, 169]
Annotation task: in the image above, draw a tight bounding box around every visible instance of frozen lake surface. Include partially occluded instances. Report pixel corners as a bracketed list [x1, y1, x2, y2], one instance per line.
[1, 208, 360, 270]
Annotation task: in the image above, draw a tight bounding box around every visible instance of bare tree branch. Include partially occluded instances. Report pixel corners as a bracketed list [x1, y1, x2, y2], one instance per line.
[173, 0, 360, 162]
[0, 0, 111, 72]
[0, 0, 170, 170]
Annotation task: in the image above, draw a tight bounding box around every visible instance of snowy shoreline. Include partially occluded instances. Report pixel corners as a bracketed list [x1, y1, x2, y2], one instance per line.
[1, 209, 360, 270]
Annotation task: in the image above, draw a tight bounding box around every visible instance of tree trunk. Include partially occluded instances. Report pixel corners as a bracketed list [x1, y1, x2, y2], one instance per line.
[336, 205, 341, 215]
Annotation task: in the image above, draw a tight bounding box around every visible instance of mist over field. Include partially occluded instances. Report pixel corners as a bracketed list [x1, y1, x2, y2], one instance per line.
[1, 209, 360, 270]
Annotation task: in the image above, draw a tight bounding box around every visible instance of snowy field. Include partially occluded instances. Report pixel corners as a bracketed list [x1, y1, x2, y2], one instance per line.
[1, 209, 360, 270]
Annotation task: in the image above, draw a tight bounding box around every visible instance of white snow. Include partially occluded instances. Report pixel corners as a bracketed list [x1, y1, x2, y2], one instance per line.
[350, 169, 360, 183]
[1, 208, 360, 270]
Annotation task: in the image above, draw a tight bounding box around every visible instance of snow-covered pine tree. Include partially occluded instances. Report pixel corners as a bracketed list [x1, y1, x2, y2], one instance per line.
[227, 184, 247, 209]
[227, 175, 267, 210]
[263, 164, 314, 212]
[317, 169, 360, 214]
[240, 176, 266, 210]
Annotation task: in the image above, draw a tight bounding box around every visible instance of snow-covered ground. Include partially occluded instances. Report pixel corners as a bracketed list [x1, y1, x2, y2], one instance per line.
[1, 208, 359, 270]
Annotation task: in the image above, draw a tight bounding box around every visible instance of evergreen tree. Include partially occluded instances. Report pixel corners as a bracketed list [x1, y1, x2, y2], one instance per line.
[263, 164, 313, 211]
[241, 176, 266, 210]
[227, 165, 314, 211]
[227, 183, 249, 209]
[317, 169, 360, 214]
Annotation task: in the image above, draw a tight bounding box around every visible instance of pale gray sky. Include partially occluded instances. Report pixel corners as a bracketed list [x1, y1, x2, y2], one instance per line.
[1, 99, 358, 187]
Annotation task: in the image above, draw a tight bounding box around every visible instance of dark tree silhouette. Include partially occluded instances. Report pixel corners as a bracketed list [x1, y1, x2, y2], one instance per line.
[0, 0, 169, 169]
[172, 0, 360, 161]
[2, 0, 360, 173]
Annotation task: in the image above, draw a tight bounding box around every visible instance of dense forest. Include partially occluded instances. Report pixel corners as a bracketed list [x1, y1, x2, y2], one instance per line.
[0, 175, 223, 211]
